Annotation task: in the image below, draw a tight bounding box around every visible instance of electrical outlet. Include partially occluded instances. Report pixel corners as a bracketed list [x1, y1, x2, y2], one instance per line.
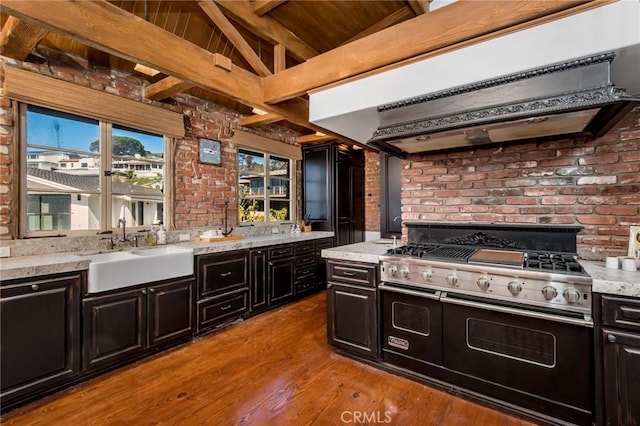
[179, 234, 191, 241]
[272, 227, 279, 234]
[0, 246, 10, 258]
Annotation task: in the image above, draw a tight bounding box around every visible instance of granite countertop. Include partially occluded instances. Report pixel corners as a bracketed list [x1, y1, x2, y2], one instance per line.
[321, 240, 396, 264]
[0, 232, 334, 281]
[581, 260, 640, 298]
[321, 241, 640, 298]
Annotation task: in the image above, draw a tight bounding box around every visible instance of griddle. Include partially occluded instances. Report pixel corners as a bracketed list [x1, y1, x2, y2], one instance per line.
[468, 249, 525, 268]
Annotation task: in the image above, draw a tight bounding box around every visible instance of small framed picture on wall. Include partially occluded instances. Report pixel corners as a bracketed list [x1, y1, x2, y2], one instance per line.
[199, 138, 222, 165]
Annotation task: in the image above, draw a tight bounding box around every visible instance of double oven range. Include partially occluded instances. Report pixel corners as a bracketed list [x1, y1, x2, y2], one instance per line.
[379, 223, 593, 425]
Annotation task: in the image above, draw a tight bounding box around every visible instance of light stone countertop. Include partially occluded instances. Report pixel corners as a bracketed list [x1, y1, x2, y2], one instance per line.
[320, 242, 640, 299]
[581, 260, 640, 298]
[0, 232, 334, 281]
[321, 240, 396, 264]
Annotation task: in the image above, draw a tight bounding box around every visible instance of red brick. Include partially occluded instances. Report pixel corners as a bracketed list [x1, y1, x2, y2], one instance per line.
[620, 130, 640, 141]
[538, 158, 577, 167]
[520, 207, 553, 214]
[556, 147, 596, 157]
[619, 195, 640, 205]
[488, 170, 519, 179]
[506, 161, 538, 169]
[539, 216, 575, 224]
[594, 163, 640, 174]
[578, 154, 619, 165]
[505, 215, 538, 223]
[593, 205, 638, 216]
[597, 227, 632, 236]
[578, 196, 619, 205]
[445, 198, 471, 206]
[577, 216, 618, 225]
[559, 187, 598, 195]
[621, 151, 640, 162]
[596, 141, 639, 153]
[555, 206, 593, 215]
[506, 197, 538, 205]
[472, 214, 504, 222]
[523, 188, 557, 197]
[540, 196, 576, 205]
[490, 206, 519, 214]
[504, 178, 537, 187]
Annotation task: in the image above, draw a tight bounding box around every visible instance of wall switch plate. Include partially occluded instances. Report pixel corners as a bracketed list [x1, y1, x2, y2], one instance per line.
[0, 246, 10, 258]
[179, 234, 191, 241]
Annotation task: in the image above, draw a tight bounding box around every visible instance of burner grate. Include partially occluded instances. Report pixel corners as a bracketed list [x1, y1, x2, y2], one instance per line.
[525, 252, 585, 274]
[426, 246, 477, 261]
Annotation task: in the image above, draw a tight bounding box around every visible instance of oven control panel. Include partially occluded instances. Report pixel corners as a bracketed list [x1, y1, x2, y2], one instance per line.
[380, 257, 592, 315]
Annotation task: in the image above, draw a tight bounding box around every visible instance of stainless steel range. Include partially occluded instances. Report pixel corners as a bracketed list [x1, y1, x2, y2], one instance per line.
[380, 242, 593, 321]
[377, 223, 594, 425]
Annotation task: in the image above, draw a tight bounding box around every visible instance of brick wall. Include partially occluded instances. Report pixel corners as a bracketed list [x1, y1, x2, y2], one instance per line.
[364, 150, 380, 232]
[0, 47, 301, 239]
[401, 107, 640, 258]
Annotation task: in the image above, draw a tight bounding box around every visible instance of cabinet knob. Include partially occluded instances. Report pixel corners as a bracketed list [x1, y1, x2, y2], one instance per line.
[607, 334, 617, 343]
[31, 284, 39, 291]
[149, 288, 156, 293]
[141, 289, 147, 295]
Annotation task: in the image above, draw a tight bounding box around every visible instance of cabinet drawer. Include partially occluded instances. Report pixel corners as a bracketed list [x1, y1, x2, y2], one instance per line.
[197, 291, 247, 333]
[328, 260, 377, 287]
[297, 254, 316, 265]
[197, 251, 248, 299]
[295, 279, 315, 295]
[317, 238, 334, 251]
[295, 264, 316, 282]
[602, 295, 640, 332]
[269, 245, 294, 260]
[295, 242, 315, 256]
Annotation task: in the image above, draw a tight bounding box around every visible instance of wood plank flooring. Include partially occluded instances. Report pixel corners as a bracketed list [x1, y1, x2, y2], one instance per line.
[2, 292, 534, 425]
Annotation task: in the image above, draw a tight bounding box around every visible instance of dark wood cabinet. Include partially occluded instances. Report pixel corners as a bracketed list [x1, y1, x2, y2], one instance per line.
[249, 248, 268, 314]
[326, 260, 378, 359]
[316, 238, 334, 289]
[596, 294, 640, 426]
[1, 272, 81, 410]
[83, 277, 194, 371]
[269, 258, 295, 305]
[196, 250, 249, 334]
[302, 143, 364, 246]
[380, 152, 402, 238]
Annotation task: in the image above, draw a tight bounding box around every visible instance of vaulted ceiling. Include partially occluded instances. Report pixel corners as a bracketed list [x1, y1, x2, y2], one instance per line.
[0, 0, 606, 144]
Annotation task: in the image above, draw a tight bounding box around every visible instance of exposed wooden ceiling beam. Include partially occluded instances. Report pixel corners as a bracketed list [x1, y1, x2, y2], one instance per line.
[262, 0, 602, 103]
[297, 133, 335, 144]
[0, 16, 48, 60]
[274, 44, 286, 73]
[406, 0, 430, 15]
[198, 1, 272, 77]
[238, 112, 282, 127]
[0, 0, 311, 128]
[145, 76, 195, 101]
[342, 6, 414, 45]
[252, 0, 288, 17]
[214, 0, 319, 62]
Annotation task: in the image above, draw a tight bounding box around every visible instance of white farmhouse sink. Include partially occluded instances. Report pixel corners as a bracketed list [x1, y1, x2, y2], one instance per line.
[86, 246, 194, 293]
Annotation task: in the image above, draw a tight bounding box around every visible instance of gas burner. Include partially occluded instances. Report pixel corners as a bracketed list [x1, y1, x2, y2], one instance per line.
[387, 243, 439, 258]
[525, 252, 585, 274]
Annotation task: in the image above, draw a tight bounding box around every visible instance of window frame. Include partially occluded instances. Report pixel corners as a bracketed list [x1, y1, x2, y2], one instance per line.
[237, 147, 296, 225]
[19, 103, 171, 237]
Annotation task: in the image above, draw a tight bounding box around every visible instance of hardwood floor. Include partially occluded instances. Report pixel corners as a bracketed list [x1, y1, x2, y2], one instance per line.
[2, 292, 533, 425]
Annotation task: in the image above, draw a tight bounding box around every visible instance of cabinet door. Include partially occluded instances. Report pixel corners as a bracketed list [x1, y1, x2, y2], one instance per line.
[327, 283, 378, 359]
[147, 279, 194, 348]
[269, 258, 294, 305]
[197, 251, 248, 300]
[316, 239, 334, 289]
[250, 249, 268, 313]
[302, 143, 333, 231]
[1, 274, 80, 405]
[83, 288, 146, 371]
[603, 329, 640, 425]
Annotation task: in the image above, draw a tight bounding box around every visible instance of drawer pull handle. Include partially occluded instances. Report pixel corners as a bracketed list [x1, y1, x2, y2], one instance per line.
[220, 304, 232, 311]
[607, 334, 617, 343]
[31, 284, 39, 291]
[276, 250, 287, 255]
[220, 272, 232, 277]
[342, 271, 356, 277]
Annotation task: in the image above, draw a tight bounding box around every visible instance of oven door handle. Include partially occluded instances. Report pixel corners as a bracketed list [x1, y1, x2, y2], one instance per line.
[440, 293, 594, 328]
[379, 283, 441, 300]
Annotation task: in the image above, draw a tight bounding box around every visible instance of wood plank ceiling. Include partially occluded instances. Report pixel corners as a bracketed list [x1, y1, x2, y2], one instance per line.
[0, 0, 605, 145]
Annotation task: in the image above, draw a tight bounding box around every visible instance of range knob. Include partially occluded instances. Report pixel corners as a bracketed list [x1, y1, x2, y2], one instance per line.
[446, 273, 459, 286]
[401, 268, 410, 279]
[563, 288, 581, 304]
[507, 280, 523, 296]
[388, 265, 398, 278]
[476, 276, 490, 290]
[422, 268, 434, 281]
[541, 285, 558, 301]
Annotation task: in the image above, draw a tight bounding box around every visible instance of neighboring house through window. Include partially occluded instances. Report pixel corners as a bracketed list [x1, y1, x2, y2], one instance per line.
[21, 104, 166, 236]
[238, 148, 293, 223]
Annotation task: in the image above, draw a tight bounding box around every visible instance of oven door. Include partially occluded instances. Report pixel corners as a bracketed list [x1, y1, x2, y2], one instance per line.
[441, 293, 594, 422]
[380, 283, 442, 365]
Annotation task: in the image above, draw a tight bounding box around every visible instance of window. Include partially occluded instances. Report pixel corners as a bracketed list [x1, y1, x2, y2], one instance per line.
[238, 149, 292, 223]
[21, 104, 166, 236]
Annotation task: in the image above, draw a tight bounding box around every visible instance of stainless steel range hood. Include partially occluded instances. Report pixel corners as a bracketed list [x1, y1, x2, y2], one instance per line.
[368, 53, 640, 156]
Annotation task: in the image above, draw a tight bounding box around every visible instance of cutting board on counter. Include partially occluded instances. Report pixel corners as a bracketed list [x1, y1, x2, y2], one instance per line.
[194, 235, 244, 243]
